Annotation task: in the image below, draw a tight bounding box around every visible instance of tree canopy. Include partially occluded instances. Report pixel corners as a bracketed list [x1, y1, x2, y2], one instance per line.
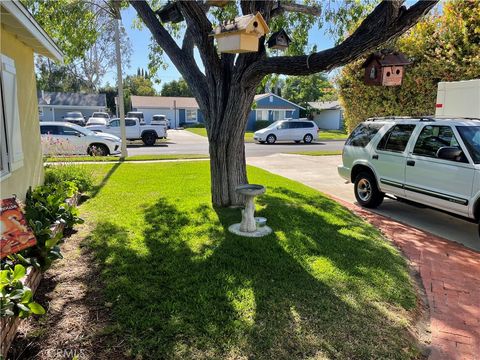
[338, 0, 480, 132]
[282, 74, 336, 109]
[161, 79, 193, 97]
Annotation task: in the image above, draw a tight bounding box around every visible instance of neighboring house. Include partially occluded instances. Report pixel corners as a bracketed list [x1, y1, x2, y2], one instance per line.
[131, 96, 203, 129]
[308, 101, 344, 130]
[131, 93, 303, 130]
[38, 91, 107, 121]
[1, 1, 63, 201]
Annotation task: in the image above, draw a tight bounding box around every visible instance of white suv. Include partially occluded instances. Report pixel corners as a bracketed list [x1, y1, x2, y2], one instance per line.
[338, 117, 480, 224]
[254, 119, 319, 144]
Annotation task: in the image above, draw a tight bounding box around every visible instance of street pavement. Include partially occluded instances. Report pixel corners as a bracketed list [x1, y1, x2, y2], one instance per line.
[247, 154, 479, 252]
[127, 129, 345, 157]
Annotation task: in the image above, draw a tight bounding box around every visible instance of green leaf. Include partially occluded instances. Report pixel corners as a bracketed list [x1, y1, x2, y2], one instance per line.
[28, 302, 46, 315]
[16, 303, 30, 313]
[21, 289, 33, 304]
[13, 264, 26, 281]
[9, 289, 24, 300]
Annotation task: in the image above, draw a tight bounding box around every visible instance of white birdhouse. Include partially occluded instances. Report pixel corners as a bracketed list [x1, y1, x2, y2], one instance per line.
[211, 12, 270, 54]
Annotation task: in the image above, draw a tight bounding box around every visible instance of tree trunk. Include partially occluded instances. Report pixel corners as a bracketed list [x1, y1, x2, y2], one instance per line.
[206, 88, 255, 207]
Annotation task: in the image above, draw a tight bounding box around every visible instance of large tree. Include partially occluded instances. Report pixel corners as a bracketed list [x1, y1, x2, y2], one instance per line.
[161, 78, 193, 97]
[282, 74, 335, 109]
[130, 0, 437, 207]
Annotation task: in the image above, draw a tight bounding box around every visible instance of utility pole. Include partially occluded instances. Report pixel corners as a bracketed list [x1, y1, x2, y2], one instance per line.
[113, 1, 127, 159]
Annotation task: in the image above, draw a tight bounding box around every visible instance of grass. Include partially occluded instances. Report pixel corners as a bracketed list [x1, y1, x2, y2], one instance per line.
[80, 162, 419, 359]
[318, 129, 349, 141]
[286, 150, 342, 156]
[45, 154, 209, 162]
[186, 128, 255, 142]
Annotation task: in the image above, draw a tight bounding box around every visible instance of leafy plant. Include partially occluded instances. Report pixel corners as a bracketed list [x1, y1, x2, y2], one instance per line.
[0, 264, 45, 318]
[44, 165, 94, 194]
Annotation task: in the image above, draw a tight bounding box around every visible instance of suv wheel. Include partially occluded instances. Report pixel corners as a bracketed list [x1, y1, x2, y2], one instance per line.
[266, 134, 276, 144]
[303, 134, 313, 144]
[354, 172, 384, 208]
[142, 132, 156, 146]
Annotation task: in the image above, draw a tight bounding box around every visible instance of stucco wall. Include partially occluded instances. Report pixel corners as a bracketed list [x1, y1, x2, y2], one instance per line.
[1, 29, 44, 201]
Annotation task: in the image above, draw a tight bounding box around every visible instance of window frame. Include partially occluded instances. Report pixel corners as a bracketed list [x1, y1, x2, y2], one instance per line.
[185, 109, 197, 123]
[0, 74, 9, 178]
[376, 124, 416, 154]
[256, 109, 269, 121]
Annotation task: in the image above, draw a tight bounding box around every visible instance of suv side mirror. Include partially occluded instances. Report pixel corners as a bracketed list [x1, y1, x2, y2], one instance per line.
[436, 146, 465, 161]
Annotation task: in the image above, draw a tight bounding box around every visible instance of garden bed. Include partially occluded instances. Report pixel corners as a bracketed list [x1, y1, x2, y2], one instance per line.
[0, 194, 79, 358]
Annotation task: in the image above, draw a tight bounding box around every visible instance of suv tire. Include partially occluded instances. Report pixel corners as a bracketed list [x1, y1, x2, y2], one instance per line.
[354, 172, 384, 208]
[303, 134, 313, 144]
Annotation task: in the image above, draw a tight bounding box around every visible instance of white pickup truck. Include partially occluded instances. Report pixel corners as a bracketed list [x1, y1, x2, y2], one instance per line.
[87, 117, 167, 146]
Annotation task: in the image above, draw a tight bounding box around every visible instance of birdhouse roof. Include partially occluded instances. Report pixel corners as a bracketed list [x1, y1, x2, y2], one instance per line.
[362, 52, 411, 68]
[212, 12, 269, 36]
[267, 29, 292, 47]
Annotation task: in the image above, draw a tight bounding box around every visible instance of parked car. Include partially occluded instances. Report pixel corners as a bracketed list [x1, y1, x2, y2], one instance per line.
[62, 111, 86, 126]
[126, 111, 145, 124]
[152, 114, 170, 128]
[338, 117, 480, 226]
[87, 117, 166, 146]
[86, 111, 110, 126]
[254, 119, 319, 144]
[40, 121, 121, 156]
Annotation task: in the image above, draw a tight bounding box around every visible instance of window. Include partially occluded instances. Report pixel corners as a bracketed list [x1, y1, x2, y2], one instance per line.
[272, 110, 285, 121]
[257, 110, 269, 121]
[413, 125, 463, 160]
[1, 54, 23, 176]
[457, 126, 480, 164]
[186, 109, 197, 122]
[345, 123, 383, 147]
[110, 119, 120, 127]
[40, 125, 60, 135]
[300, 121, 314, 128]
[377, 124, 416, 153]
[59, 126, 81, 136]
[277, 121, 290, 129]
[125, 119, 136, 127]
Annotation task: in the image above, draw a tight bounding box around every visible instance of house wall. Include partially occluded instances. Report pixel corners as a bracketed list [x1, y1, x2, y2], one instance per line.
[39, 106, 105, 122]
[246, 95, 301, 130]
[1, 29, 44, 200]
[313, 109, 343, 130]
[135, 107, 180, 127]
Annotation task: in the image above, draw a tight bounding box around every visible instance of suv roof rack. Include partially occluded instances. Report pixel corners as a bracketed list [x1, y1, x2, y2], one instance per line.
[365, 116, 438, 122]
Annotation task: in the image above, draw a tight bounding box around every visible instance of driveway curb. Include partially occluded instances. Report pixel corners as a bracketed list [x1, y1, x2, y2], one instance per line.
[329, 195, 480, 360]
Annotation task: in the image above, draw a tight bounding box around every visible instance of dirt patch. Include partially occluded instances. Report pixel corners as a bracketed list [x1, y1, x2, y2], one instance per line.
[8, 223, 129, 360]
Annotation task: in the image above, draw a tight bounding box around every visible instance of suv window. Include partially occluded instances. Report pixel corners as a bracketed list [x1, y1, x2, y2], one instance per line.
[40, 125, 59, 135]
[110, 119, 120, 127]
[377, 124, 416, 153]
[413, 125, 463, 160]
[300, 122, 314, 128]
[125, 119, 136, 126]
[346, 123, 383, 147]
[278, 122, 290, 129]
[60, 126, 81, 136]
[457, 126, 480, 164]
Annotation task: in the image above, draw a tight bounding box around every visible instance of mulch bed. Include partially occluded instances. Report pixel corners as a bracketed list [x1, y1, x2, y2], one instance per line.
[7, 224, 128, 360]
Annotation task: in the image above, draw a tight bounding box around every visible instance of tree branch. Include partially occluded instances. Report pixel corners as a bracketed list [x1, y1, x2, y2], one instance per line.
[129, 0, 207, 104]
[246, 0, 438, 79]
[271, 2, 322, 17]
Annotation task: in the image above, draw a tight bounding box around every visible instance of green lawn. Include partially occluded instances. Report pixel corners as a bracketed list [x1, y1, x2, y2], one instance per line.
[318, 129, 349, 140]
[186, 128, 255, 142]
[80, 162, 419, 359]
[286, 150, 342, 156]
[45, 154, 209, 162]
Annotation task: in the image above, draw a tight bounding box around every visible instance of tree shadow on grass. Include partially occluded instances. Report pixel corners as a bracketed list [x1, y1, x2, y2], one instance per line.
[88, 190, 420, 359]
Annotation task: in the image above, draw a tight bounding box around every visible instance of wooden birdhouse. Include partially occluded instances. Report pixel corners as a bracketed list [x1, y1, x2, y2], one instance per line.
[156, 2, 184, 24]
[211, 12, 270, 54]
[267, 29, 291, 50]
[362, 51, 411, 86]
[206, 0, 229, 7]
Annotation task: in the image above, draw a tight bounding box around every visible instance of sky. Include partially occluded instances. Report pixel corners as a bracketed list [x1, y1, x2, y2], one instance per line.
[103, 7, 336, 92]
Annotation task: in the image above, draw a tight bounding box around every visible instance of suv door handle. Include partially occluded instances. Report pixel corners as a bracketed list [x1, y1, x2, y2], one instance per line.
[372, 154, 379, 160]
[407, 160, 415, 166]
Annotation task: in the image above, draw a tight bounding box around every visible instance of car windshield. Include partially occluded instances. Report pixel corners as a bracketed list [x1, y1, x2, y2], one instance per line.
[456, 126, 480, 164]
[93, 113, 109, 118]
[65, 123, 96, 136]
[66, 113, 82, 118]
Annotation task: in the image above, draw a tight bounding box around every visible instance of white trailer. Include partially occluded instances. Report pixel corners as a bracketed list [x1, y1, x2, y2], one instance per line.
[435, 79, 480, 118]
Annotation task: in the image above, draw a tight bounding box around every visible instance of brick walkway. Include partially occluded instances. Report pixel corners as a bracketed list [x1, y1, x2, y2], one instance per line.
[332, 196, 480, 360]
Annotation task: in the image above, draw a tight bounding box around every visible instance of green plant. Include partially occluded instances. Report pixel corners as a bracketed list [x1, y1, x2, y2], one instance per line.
[0, 264, 45, 318]
[44, 165, 94, 193]
[254, 120, 271, 131]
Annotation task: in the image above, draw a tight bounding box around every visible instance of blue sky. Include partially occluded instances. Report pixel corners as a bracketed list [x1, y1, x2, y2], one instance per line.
[103, 7, 336, 91]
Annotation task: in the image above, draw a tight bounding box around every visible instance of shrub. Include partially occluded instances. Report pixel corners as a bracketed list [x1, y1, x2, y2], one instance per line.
[44, 165, 93, 193]
[255, 120, 271, 131]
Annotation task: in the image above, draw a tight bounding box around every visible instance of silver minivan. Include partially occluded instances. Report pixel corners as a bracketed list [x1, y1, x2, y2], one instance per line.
[254, 120, 319, 144]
